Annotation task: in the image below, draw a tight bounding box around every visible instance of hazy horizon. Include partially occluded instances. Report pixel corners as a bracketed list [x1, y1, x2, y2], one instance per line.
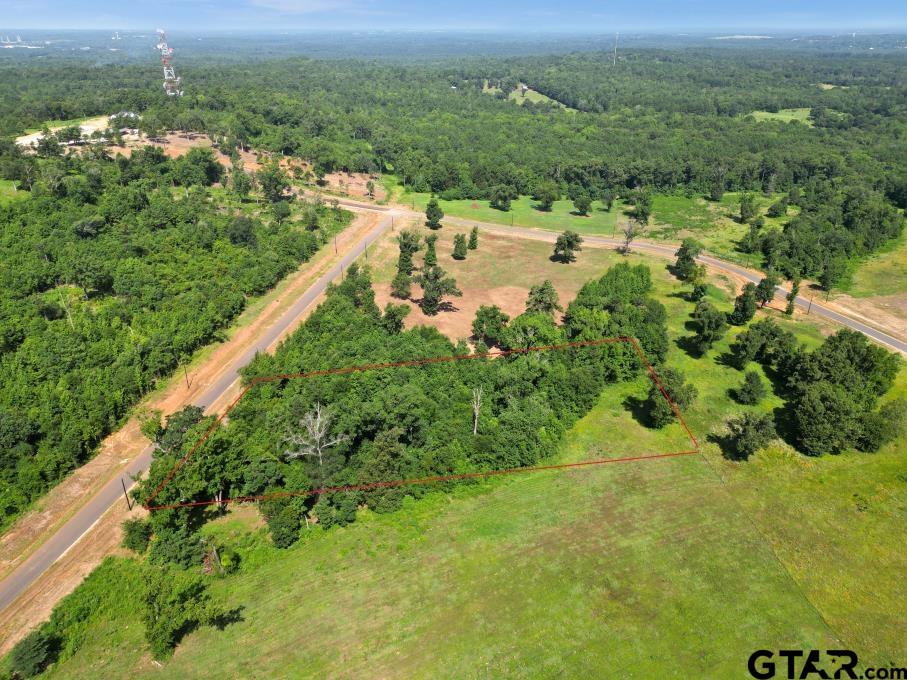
[1, 0, 906, 33]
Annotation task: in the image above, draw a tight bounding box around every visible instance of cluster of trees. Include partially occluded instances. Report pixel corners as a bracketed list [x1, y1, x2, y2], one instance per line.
[391, 224, 478, 315]
[129, 262, 677, 571]
[0, 143, 349, 528]
[728, 324, 904, 456]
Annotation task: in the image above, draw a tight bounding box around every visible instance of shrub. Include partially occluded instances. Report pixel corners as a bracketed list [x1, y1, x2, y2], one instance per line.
[122, 518, 152, 554]
[8, 629, 59, 678]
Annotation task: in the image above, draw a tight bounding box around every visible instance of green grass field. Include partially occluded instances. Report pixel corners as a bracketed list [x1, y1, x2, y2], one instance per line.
[747, 108, 814, 125]
[0, 179, 23, 205]
[841, 234, 907, 297]
[399, 188, 789, 268]
[508, 86, 573, 110]
[402, 191, 624, 235]
[31, 238, 906, 678]
[21, 115, 102, 135]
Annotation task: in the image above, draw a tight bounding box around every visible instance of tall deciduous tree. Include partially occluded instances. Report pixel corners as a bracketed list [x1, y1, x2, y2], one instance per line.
[729, 282, 758, 325]
[553, 230, 583, 263]
[526, 280, 563, 316]
[414, 265, 462, 315]
[645, 367, 698, 428]
[472, 305, 510, 346]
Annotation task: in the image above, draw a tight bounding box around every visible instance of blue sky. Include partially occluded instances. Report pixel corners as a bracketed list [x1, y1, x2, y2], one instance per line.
[3, 0, 906, 32]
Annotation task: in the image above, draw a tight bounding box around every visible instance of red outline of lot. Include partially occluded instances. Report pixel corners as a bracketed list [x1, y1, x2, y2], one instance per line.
[144, 337, 700, 511]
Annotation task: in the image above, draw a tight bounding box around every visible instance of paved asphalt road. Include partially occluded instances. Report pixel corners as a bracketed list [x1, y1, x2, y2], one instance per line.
[1, 198, 903, 617]
[0, 210, 396, 614]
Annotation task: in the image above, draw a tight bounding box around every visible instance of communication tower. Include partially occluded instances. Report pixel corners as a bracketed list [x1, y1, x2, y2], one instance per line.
[155, 29, 183, 96]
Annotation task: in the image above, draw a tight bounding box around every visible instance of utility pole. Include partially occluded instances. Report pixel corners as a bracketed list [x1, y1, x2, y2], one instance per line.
[613, 32, 619, 67]
[183, 363, 191, 389]
[807, 295, 813, 314]
[121, 478, 134, 510]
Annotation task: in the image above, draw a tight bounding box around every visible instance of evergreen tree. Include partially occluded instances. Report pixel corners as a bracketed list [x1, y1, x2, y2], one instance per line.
[391, 272, 412, 299]
[674, 238, 703, 280]
[425, 197, 444, 228]
[468, 226, 479, 249]
[730, 282, 758, 325]
[785, 277, 800, 316]
[424, 234, 438, 267]
[396, 229, 421, 275]
[735, 370, 766, 405]
[452, 233, 468, 260]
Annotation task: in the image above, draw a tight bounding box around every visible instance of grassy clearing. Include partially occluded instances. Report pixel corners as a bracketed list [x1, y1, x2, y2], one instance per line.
[840, 234, 907, 298]
[0, 179, 24, 205]
[21, 115, 99, 135]
[35, 230, 906, 678]
[747, 108, 813, 125]
[508, 86, 573, 110]
[397, 187, 790, 269]
[402, 190, 623, 235]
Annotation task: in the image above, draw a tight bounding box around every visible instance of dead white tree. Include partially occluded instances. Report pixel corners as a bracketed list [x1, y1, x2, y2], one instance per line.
[284, 402, 348, 466]
[621, 220, 643, 255]
[472, 387, 483, 436]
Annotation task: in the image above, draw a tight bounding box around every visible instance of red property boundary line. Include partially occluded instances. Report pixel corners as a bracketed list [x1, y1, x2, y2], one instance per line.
[144, 337, 700, 511]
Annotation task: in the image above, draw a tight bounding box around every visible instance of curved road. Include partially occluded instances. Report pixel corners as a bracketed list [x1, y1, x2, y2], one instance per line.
[0, 209, 396, 614]
[1, 197, 904, 619]
[437, 213, 907, 356]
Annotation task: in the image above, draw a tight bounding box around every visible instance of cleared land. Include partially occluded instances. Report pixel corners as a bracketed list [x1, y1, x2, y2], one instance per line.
[747, 108, 814, 125]
[0, 179, 21, 205]
[508, 86, 573, 110]
[34, 227, 906, 678]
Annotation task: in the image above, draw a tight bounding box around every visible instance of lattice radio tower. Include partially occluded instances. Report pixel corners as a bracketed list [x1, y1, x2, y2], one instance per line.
[156, 29, 183, 96]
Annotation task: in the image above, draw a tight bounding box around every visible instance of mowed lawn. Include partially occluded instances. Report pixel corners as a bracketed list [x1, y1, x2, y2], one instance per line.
[41, 231, 907, 678]
[402, 190, 623, 236]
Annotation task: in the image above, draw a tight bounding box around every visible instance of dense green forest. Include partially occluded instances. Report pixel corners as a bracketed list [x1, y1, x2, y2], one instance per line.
[1, 48, 904, 285]
[0, 142, 350, 528]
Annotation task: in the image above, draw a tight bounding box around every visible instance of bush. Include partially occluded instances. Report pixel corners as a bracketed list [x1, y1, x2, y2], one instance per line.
[8, 629, 59, 678]
[726, 412, 776, 460]
[121, 518, 153, 554]
[734, 371, 766, 405]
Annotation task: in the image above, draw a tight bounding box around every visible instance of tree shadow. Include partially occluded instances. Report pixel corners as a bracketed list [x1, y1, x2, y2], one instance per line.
[675, 334, 704, 358]
[548, 254, 573, 264]
[213, 606, 246, 631]
[771, 404, 800, 449]
[707, 431, 744, 461]
[623, 395, 652, 428]
[715, 351, 740, 370]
